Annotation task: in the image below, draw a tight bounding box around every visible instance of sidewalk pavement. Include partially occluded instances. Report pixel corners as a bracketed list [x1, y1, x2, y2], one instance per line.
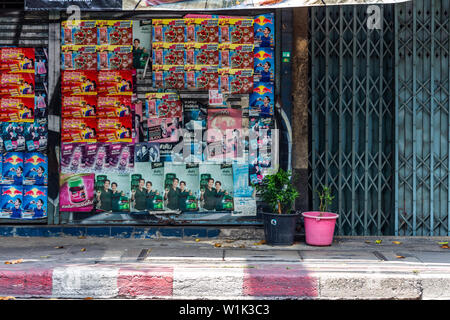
[0, 235, 449, 300]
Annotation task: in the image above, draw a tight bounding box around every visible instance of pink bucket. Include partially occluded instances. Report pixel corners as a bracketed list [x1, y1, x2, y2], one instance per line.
[302, 211, 339, 246]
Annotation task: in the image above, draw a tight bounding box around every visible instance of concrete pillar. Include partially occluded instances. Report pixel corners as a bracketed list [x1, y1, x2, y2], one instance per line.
[291, 7, 309, 213]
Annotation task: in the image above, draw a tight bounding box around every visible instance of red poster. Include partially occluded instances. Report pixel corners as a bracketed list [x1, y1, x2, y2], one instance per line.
[98, 70, 133, 96]
[0, 73, 35, 98]
[0, 97, 34, 122]
[0, 48, 35, 74]
[97, 117, 132, 142]
[97, 95, 132, 118]
[61, 70, 97, 96]
[61, 118, 98, 143]
[61, 95, 97, 118]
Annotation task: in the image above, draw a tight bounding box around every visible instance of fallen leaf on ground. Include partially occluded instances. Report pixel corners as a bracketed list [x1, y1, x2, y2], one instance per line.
[83, 297, 94, 300]
[239, 244, 246, 248]
[438, 242, 448, 245]
[4, 259, 23, 265]
[78, 236, 86, 239]
[195, 238, 200, 242]
[365, 240, 371, 244]
[0, 296, 16, 300]
[253, 240, 266, 245]
[440, 244, 449, 249]
[392, 241, 402, 245]
[55, 246, 64, 249]
[396, 255, 405, 259]
[80, 248, 86, 252]
[40, 256, 50, 259]
[214, 243, 222, 248]
[375, 240, 382, 244]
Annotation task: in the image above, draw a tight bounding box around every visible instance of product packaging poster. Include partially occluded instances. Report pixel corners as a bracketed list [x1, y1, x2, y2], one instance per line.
[2, 152, 24, 185]
[61, 70, 98, 96]
[186, 67, 219, 91]
[152, 19, 186, 43]
[159, 142, 183, 162]
[61, 45, 97, 70]
[185, 43, 219, 66]
[97, 117, 133, 143]
[152, 42, 186, 67]
[2, 123, 26, 152]
[97, 20, 133, 46]
[60, 142, 84, 173]
[23, 152, 48, 186]
[254, 13, 275, 48]
[98, 70, 133, 96]
[94, 173, 130, 212]
[185, 16, 219, 43]
[254, 47, 274, 83]
[219, 69, 253, 94]
[163, 163, 199, 211]
[59, 173, 95, 212]
[131, 162, 164, 211]
[106, 143, 134, 173]
[249, 82, 274, 116]
[147, 117, 181, 143]
[0, 185, 23, 219]
[97, 45, 133, 70]
[135, 142, 160, 162]
[82, 142, 108, 173]
[199, 163, 234, 211]
[219, 17, 254, 45]
[0, 73, 35, 98]
[24, 121, 47, 152]
[62, 95, 97, 118]
[97, 95, 132, 118]
[183, 98, 207, 131]
[145, 92, 182, 119]
[23, 185, 47, 219]
[61, 118, 98, 143]
[61, 20, 97, 45]
[132, 20, 151, 69]
[219, 44, 254, 69]
[0, 97, 34, 123]
[0, 48, 35, 74]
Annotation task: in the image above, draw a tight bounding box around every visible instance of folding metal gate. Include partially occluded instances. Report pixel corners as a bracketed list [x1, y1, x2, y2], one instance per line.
[309, 1, 450, 236]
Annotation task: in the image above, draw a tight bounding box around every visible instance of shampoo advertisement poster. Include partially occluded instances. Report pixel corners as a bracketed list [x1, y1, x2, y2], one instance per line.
[59, 173, 95, 212]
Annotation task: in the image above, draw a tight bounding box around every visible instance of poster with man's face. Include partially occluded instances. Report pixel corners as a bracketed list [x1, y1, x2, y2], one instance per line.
[132, 20, 151, 70]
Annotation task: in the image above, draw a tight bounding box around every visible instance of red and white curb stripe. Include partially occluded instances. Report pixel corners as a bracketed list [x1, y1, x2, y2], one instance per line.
[0, 265, 318, 299]
[1, 265, 450, 299]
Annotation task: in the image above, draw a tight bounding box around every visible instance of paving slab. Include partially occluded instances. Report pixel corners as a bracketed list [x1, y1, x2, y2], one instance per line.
[145, 247, 224, 261]
[299, 250, 381, 262]
[224, 249, 301, 262]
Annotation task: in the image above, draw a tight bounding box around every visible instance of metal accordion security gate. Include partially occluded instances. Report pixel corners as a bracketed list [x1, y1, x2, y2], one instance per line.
[308, 0, 450, 236]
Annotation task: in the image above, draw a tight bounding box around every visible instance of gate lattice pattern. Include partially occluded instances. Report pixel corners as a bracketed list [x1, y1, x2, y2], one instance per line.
[309, 1, 450, 236]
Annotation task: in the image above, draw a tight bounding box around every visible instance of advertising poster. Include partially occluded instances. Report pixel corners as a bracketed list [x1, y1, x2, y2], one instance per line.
[135, 142, 160, 162]
[199, 163, 234, 211]
[61, 20, 97, 45]
[183, 98, 207, 131]
[131, 162, 164, 211]
[0, 185, 23, 219]
[83, 142, 108, 173]
[97, 45, 133, 70]
[59, 173, 95, 212]
[61, 45, 98, 70]
[0, 48, 35, 74]
[0, 97, 35, 123]
[232, 197, 257, 216]
[97, 95, 132, 118]
[232, 163, 254, 198]
[2, 123, 26, 152]
[62, 95, 97, 118]
[2, 152, 24, 185]
[23, 152, 48, 186]
[94, 173, 130, 212]
[249, 82, 274, 116]
[254, 13, 275, 48]
[97, 117, 133, 143]
[0, 73, 35, 98]
[163, 163, 199, 211]
[97, 20, 133, 46]
[147, 117, 181, 143]
[98, 70, 133, 96]
[24, 121, 47, 152]
[60, 143, 84, 173]
[132, 20, 151, 70]
[61, 118, 98, 143]
[61, 70, 98, 96]
[23, 186, 48, 219]
[254, 47, 274, 82]
[106, 143, 134, 173]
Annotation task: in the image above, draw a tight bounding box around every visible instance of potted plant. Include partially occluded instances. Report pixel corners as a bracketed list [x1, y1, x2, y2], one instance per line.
[302, 186, 339, 246]
[255, 169, 300, 245]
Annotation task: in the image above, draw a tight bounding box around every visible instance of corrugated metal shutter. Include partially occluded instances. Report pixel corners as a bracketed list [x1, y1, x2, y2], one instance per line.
[0, 10, 49, 47]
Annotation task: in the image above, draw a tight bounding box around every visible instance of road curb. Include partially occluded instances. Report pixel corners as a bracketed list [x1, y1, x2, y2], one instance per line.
[1, 264, 450, 299]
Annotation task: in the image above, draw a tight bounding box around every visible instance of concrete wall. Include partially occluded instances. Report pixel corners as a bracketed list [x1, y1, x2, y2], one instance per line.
[291, 7, 309, 213]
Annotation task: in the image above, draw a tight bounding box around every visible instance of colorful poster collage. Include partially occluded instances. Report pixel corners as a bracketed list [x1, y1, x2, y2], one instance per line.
[0, 48, 49, 220]
[60, 15, 276, 216]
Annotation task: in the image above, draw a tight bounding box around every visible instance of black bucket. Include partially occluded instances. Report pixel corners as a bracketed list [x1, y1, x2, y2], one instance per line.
[263, 212, 299, 245]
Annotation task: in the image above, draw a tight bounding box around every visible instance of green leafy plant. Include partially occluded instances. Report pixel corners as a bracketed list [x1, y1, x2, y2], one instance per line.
[317, 186, 334, 216]
[255, 169, 299, 214]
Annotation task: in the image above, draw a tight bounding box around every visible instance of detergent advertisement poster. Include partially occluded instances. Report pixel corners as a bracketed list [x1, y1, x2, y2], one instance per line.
[94, 173, 130, 212]
[163, 163, 199, 211]
[131, 162, 164, 212]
